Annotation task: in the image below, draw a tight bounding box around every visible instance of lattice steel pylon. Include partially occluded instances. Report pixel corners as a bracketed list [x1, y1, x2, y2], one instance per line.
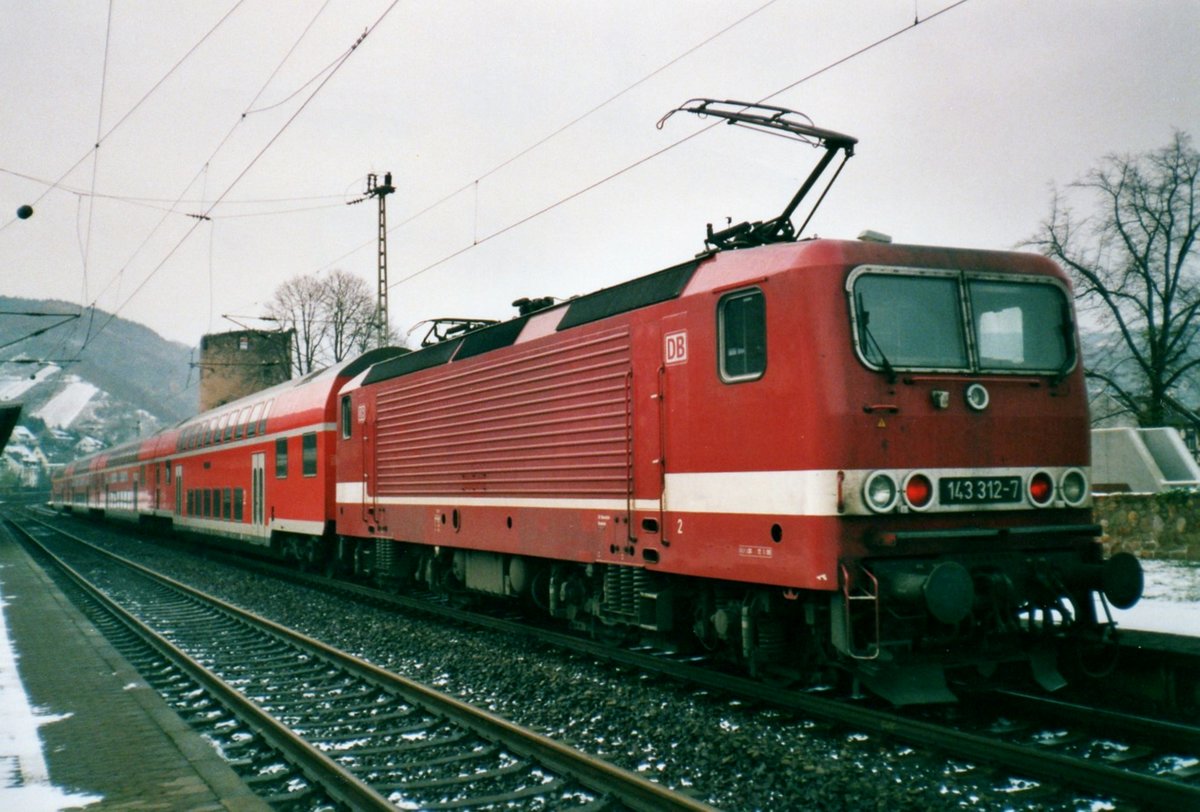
[365, 172, 396, 348]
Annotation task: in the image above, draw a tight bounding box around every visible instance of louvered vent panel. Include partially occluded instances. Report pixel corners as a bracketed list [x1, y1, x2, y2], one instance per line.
[374, 328, 632, 498]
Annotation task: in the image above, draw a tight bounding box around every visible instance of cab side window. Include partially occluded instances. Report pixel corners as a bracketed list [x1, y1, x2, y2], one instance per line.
[718, 288, 766, 382]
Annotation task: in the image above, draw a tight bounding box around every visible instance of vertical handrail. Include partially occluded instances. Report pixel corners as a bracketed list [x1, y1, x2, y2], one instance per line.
[839, 562, 881, 660]
[625, 368, 636, 542]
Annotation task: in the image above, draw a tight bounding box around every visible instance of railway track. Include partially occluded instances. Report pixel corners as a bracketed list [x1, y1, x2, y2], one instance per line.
[19, 508, 1200, 809]
[6, 515, 717, 812]
[192, 536, 1200, 808]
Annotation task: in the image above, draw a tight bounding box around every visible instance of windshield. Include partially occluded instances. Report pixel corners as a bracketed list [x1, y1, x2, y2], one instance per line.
[851, 268, 1073, 374]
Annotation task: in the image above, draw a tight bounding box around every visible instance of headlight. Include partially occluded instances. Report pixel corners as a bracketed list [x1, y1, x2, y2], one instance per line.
[1060, 468, 1088, 506]
[863, 472, 899, 513]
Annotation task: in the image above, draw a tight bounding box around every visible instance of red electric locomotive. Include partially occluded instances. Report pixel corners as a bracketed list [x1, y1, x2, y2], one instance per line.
[330, 237, 1141, 702]
[328, 102, 1142, 703]
[52, 101, 1141, 702]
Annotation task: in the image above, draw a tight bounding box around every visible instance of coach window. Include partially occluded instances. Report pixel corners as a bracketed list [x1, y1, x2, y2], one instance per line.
[223, 488, 232, 520]
[216, 413, 230, 444]
[275, 437, 288, 478]
[234, 406, 251, 440]
[258, 399, 273, 435]
[233, 488, 244, 521]
[223, 412, 236, 442]
[718, 288, 766, 382]
[302, 432, 318, 477]
[341, 396, 353, 439]
[247, 403, 263, 437]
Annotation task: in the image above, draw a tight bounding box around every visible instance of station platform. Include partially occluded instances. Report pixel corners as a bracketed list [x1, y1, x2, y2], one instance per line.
[0, 528, 270, 811]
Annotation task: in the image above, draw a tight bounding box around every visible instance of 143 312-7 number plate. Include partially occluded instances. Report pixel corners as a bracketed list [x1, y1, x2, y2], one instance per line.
[938, 476, 1022, 505]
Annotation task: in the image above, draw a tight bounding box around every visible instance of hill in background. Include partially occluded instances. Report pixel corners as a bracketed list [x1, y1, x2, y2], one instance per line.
[1, 296, 197, 473]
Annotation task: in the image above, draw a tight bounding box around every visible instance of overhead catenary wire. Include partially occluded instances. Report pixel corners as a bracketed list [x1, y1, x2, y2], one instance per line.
[0, 167, 348, 210]
[0, 0, 250, 237]
[2, 0, 253, 367]
[79, 0, 341, 324]
[82, 0, 115, 306]
[314, 0, 784, 276]
[80, 0, 403, 353]
[4, 0, 971, 355]
[3, 1, 346, 367]
[388, 0, 972, 292]
[39, 0, 367, 357]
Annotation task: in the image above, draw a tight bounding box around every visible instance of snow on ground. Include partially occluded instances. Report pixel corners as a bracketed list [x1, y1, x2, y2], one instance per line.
[0, 364, 59, 402]
[1104, 559, 1200, 637]
[0, 574, 100, 810]
[31, 378, 98, 429]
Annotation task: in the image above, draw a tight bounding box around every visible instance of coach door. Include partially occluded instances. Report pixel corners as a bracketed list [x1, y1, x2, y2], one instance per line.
[251, 452, 265, 528]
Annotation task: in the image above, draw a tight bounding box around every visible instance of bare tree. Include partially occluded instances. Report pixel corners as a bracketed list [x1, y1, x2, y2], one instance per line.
[266, 273, 329, 376]
[266, 269, 394, 375]
[324, 269, 378, 363]
[1028, 132, 1200, 427]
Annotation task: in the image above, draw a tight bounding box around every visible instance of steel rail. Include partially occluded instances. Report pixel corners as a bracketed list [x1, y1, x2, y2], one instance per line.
[14, 514, 719, 812]
[980, 689, 1200, 753]
[170, 530, 1200, 810]
[31, 508, 1200, 808]
[8, 519, 397, 811]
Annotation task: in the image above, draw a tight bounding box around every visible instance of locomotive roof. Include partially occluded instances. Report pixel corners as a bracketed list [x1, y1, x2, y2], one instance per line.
[361, 258, 702, 387]
[352, 237, 1066, 390]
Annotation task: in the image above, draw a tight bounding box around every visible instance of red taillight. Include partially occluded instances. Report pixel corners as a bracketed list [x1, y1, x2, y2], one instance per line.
[905, 473, 933, 509]
[1028, 471, 1054, 506]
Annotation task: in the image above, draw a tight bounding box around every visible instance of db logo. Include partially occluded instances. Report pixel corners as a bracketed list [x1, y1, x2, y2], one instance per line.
[664, 330, 688, 365]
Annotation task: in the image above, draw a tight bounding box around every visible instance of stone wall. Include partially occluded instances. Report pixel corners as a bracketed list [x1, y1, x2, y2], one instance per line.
[1095, 491, 1200, 560]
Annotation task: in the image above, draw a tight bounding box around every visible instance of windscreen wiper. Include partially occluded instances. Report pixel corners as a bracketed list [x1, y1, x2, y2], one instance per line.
[856, 295, 897, 383]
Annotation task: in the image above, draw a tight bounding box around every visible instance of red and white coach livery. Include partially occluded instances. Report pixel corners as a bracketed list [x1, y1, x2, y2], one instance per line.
[52, 349, 401, 559]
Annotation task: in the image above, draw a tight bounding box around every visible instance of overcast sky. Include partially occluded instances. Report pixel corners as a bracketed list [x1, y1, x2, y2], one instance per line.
[2, 0, 1198, 350]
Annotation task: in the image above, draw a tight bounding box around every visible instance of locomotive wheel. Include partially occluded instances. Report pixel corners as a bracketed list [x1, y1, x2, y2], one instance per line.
[691, 594, 720, 651]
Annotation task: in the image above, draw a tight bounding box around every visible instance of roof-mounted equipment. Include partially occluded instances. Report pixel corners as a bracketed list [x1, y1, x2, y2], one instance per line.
[410, 318, 499, 348]
[512, 296, 556, 316]
[657, 98, 857, 251]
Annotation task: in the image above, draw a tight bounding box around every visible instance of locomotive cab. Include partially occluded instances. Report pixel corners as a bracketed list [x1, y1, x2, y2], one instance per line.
[825, 255, 1143, 702]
